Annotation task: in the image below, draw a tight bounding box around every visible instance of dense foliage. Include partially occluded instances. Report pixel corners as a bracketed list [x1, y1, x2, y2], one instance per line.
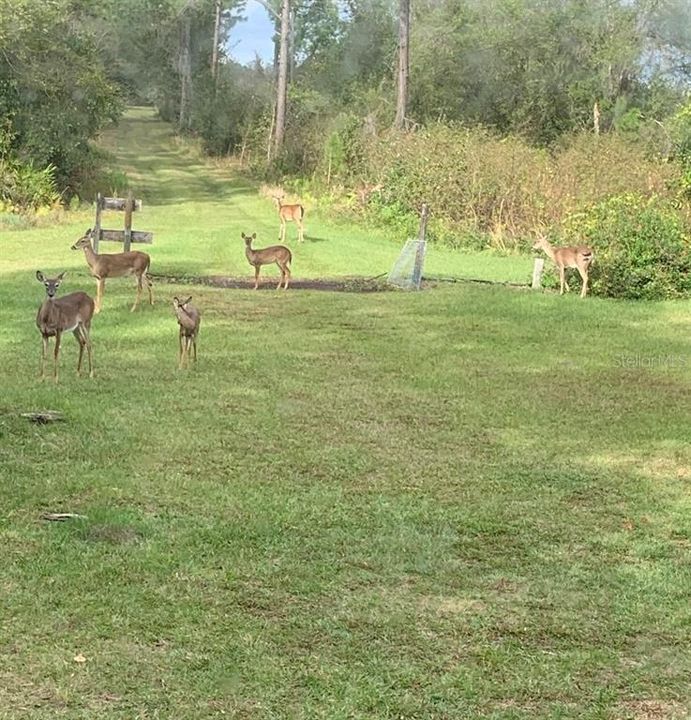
[565, 195, 691, 300]
[0, 0, 122, 203]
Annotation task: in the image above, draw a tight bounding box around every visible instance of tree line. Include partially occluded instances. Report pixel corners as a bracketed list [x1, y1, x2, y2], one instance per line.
[1, 0, 691, 203]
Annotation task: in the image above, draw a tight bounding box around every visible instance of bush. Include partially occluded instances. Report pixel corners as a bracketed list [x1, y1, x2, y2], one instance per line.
[562, 195, 691, 300]
[311, 122, 682, 251]
[0, 158, 60, 211]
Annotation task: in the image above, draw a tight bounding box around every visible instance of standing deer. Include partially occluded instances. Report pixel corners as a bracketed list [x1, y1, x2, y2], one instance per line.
[172, 296, 201, 369]
[533, 235, 594, 298]
[71, 229, 153, 313]
[273, 194, 305, 243]
[35, 271, 94, 383]
[243, 232, 292, 290]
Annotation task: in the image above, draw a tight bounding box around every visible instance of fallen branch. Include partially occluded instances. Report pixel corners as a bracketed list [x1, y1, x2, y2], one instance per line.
[21, 411, 65, 424]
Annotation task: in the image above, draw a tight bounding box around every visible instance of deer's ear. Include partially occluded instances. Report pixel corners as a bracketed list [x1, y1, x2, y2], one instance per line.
[57, 271, 66, 281]
[252, 233, 256, 239]
[36, 271, 45, 282]
[184, 296, 193, 305]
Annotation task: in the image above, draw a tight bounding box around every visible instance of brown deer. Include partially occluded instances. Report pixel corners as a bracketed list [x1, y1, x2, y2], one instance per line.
[356, 182, 383, 206]
[273, 194, 305, 243]
[35, 271, 95, 383]
[172, 296, 201, 369]
[242, 232, 292, 290]
[71, 229, 153, 313]
[533, 234, 594, 298]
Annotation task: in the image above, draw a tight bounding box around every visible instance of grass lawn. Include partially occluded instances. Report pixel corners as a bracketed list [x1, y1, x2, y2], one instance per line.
[1, 108, 690, 719]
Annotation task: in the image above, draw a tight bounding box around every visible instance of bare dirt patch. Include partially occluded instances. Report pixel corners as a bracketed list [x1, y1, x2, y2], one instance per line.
[153, 274, 391, 293]
[617, 700, 688, 720]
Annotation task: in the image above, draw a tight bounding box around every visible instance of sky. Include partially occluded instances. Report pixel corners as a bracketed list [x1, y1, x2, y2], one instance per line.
[227, 2, 276, 65]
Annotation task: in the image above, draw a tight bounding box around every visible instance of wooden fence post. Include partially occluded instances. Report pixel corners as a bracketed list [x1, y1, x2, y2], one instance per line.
[93, 193, 103, 253]
[532, 257, 545, 290]
[123, 191, 134, 252]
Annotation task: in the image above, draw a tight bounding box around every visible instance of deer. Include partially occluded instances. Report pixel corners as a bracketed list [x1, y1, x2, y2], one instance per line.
[273, 193, 305, 243]
[356, 182, 383, 206]
[532, 234, 594, 298]
[71, 228, 153, 313]
[243, 232, 292, 290]
[172, 296, 201, 369]
[35, 271, 95, 383]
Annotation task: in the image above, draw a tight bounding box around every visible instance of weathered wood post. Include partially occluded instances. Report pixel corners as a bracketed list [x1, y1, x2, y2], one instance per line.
[90, 195, 152, 249]
[123, 191, 134, 252]
[532, 257, 545, 290]
[93, 193, 103, 253]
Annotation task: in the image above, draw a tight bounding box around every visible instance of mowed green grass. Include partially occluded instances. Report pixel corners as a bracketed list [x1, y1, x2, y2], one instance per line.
[1, 108, 690, 719]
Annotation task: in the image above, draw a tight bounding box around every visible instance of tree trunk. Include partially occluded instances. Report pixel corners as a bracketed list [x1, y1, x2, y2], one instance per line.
[289, 9, 295, 84]
[274, 0, 290, 154]
[394, 0, 410, 130]
[179, 10, 192, 130]
[211, 0, 221, 87]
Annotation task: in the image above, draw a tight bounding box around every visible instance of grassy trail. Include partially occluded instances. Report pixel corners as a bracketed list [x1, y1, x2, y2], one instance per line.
[0, 108, 690, 719]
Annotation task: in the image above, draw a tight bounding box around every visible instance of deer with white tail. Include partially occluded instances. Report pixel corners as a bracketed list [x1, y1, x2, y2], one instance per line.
[72, 229, 153, 313]
[533, 234, 594, 298]
[35, 271, 94, 383]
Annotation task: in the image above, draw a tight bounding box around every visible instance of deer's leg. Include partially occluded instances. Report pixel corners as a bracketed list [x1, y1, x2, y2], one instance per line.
[74, 328, 85, 376]
[280, 261, 290, 290]
[298, 218, 304, 242]
[577, 265, 589, 298]
[40, 336, 48, 380]
[83, 326, 94, 378]
[280, 219, 286, 244]
[192, 334, 197, 363]
[95, 278, 105, 313]
[254, 265, 261, 290]
[131, 273, 143, 312]
[147, 274, 154, 305]
[53, 331, 62, 383]
[558, 266, 566, 295]
[178, 329, 184, 369]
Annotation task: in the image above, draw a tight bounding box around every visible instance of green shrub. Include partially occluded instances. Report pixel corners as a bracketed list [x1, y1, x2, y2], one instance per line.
[563, 195, 691, 300]
[0, 158, 60, 211]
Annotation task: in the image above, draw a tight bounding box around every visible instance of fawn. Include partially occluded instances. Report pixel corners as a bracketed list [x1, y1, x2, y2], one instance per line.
[172, 296, 201, 369]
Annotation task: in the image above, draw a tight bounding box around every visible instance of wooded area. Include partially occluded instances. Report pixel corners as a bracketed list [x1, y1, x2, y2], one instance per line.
[2, 0, 691, 292]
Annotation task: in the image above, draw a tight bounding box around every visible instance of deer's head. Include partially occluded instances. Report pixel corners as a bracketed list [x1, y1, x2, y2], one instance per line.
[173, 296, 193, 311]
[71, 228, 94, 251]
[532, 234, 551, 252]
[36, 271, 66, 298]
[242, 232, 257, 247]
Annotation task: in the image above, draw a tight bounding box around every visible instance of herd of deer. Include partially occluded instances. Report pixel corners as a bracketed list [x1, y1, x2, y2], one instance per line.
[35, 191, 594, 383]
[34, 194, 305, 382]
